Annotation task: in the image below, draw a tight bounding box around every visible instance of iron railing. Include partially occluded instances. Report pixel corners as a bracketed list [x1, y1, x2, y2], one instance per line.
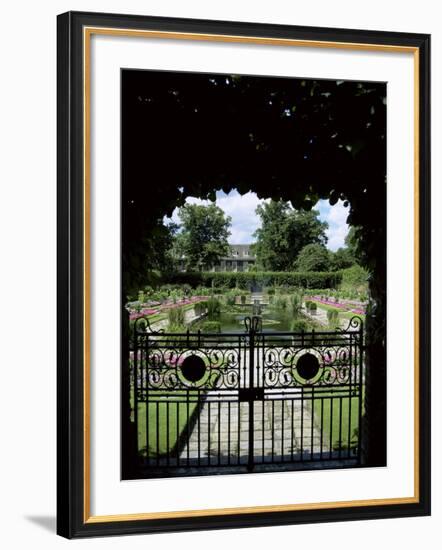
[130, 315, 364, 477]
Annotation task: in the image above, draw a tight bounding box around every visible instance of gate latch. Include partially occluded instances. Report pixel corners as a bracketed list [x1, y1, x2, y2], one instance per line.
[239, 388, 265, 402]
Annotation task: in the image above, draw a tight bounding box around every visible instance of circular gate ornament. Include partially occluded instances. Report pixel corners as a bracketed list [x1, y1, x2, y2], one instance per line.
[180, 354, 207, 383]
[295, 352, 320, 382]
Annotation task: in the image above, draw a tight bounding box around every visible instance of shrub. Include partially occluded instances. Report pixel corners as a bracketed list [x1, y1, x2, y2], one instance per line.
[305, 300, 317, 314]
[169, 289, 184, 304]
[143, 285, 155, 295]
[327, 309, 340, 328]
[240, 294, 247, 305]
[132, 301, 142, 313]
[290, 291, 303, 316]
[206, 297, 221, 318]
[290, 319, 309, 332]
[273, 294, 287, 310]
[304, 288, 332, 297]
[340, 265, 369, 291]
[181, 283, 192, 296]
[194, 286, 212, 296]
[161, 291, 170, 302]
[225, 291, 237, 306]
[200, 321, 221, 333]
[167, 306, 185, 326]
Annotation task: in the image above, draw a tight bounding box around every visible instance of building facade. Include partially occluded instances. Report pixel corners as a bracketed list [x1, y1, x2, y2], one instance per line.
[177, 244, 256, 272]
[211, 244, 256, 272]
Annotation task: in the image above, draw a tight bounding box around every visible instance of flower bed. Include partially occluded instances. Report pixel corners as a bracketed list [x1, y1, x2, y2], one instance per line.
[129, 296, 208, 321]
[310, 296, 366, 316]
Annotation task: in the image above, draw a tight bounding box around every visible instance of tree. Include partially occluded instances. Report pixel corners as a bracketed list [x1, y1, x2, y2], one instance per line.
[330, 247, 356, 271]
[340, 264, 369, 291]
[175, 203, 231, 270]
[295, 243, 331, 272]
[122, 71, 386, 293]
[253, 200, 328, 270]
[123, 220, 179, 297]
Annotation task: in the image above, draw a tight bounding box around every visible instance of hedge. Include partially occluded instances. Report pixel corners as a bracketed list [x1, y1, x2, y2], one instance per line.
[163, 271, 342, 290]
[305, 300, 318, 312]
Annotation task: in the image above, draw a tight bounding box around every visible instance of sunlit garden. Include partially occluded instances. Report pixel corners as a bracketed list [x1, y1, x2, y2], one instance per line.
[127, 266, 367, 335]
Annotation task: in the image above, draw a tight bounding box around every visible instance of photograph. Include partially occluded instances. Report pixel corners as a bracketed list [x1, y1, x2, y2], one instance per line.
[121, 69, 386, 480]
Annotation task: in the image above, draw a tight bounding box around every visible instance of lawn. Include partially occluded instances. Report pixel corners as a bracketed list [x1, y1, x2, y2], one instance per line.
[137, 391, 200, 458]
[132, 352, 223, 459]
[312, 391, 364, 454]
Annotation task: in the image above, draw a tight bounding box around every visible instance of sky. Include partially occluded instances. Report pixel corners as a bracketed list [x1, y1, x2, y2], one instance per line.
[165, 190, 350, 251]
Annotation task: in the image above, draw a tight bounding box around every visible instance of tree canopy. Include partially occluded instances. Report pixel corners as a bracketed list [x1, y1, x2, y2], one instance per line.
[253, 200, 328, 270]
[174, 203, 231, 270]
[329, 247, 357, 271]
[122, 69, 386, 292]
[295, 243, 331, 272]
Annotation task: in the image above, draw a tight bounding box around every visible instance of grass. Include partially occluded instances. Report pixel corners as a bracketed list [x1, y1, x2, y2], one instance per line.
[136, 391, 199, 458]
[133, 355, 223, 458]
[312, 390, 365, 453]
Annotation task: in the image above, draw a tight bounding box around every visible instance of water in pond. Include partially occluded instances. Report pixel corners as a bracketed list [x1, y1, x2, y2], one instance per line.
[217, 305, 295, 333]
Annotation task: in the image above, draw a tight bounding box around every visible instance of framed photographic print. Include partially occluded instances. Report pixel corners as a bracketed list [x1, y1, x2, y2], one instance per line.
[57, 11, 431, 538]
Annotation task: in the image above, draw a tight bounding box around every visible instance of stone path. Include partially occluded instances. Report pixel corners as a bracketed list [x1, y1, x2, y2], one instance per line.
[302, 305, 349, 329]
[149, 307, 206, 331]
[180, 348, 323, 465]
[180, 397, 322, 465]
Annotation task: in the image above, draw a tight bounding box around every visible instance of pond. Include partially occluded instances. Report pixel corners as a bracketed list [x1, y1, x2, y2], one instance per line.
[216, 305, 297, 333]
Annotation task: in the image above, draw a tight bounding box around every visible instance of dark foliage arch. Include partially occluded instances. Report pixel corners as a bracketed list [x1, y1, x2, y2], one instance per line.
[121, 68, 386, 466]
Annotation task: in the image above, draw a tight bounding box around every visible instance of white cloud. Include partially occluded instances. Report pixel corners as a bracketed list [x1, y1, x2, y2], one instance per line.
[165, 192, 350, 251]
[166, 196, 207, 226]
[165, 191, 265, 244]
[315, 199, 350, 251]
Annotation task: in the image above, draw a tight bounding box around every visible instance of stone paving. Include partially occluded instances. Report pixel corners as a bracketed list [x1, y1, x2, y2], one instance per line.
[302, 304, 350, 329]
[180, 397, 323, 465]
[149, 307, 206, 331]
[180, 347, 324, 465]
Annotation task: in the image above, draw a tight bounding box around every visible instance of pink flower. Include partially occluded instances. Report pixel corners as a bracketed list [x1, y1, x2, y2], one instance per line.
[309, 297, 365, 315]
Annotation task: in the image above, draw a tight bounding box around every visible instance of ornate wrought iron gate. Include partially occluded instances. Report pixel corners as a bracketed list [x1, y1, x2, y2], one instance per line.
[131, 316, 364, 475]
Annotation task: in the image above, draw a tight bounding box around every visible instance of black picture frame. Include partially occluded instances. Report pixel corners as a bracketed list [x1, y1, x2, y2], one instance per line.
[57, 11, 431, 538]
